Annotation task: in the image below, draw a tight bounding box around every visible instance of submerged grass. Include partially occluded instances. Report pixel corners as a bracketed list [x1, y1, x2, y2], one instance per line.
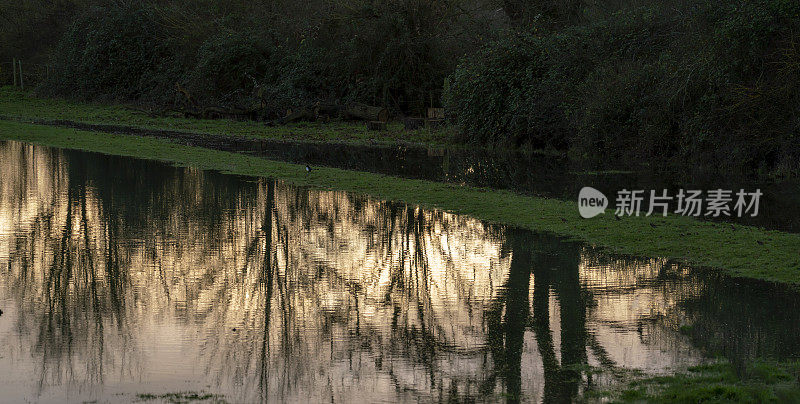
[1, 119, 799, 287]
[0, 87, 454, 146]
[136, 391, 227, 403]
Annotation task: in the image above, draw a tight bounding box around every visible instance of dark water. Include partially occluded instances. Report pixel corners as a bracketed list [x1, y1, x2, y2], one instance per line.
[0, 141, 799, 403]
[250, 142, 800, 232]
[31, 119, 800, 231]
[226, 139, 800, 233]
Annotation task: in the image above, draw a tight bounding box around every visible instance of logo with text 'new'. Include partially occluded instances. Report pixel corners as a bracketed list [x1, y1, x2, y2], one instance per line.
[578, 187, 608, 218]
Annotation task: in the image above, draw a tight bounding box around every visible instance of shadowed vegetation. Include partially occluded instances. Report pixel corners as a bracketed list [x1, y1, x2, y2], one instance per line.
[603, 361, 800, 403]
[0, 87, 454, 147]
[1, 0, 797, 175]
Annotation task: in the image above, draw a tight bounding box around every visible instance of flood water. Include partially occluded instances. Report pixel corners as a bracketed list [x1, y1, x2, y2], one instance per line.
[1, 141, 799, 403]
[249, 142, 800, 233]
[32, 120, 800, 232]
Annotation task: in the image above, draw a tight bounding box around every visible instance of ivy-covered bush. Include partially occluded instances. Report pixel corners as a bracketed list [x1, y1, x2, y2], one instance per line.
[187, 31, 274, 108]
[43, 5, 182, 102]
[445, 0, 800, 173]
[444, 33, 563, 149]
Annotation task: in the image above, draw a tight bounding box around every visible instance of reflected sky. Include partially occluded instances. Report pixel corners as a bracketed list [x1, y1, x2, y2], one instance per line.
[0, 141, 798, 403]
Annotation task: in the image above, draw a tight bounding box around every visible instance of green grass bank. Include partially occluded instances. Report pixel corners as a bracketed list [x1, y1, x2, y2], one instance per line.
[0, 87, 454, 147]
[600, 361, 800, 403]
[0, 119, 798, 288]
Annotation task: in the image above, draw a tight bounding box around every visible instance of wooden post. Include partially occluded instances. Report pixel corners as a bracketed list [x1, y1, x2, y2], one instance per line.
[12, 58, 17, 87]
[18, 60, 23, 90]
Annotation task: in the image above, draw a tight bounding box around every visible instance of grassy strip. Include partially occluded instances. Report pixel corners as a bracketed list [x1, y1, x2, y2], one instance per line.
[595, 361, 800, 403]
[1, 119, 799, 286]
[136, 392, 226, 403]
[0, 87, 454, 147]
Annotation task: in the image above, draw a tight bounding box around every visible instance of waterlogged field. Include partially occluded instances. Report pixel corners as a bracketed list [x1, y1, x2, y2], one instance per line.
[1, 142, 799, 402]
[2, 120, 800, 289]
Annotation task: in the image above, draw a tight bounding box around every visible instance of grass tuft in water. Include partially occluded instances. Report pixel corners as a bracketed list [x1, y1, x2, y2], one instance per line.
[136, 392, 226, 404]
[609, 361, 800, 403]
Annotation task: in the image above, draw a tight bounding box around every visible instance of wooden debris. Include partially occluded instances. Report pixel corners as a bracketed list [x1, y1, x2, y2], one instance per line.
[344, 103, 390, 123]
[174, 83, 391, 124]
[403, 117, 425, 130]
[366, 121, 387, 131]
[279, 106, 318, 124]
[426, 119, 446, 129]
[427, 107, 445, 119]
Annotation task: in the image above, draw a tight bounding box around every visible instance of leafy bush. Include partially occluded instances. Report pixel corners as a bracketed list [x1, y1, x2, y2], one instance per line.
[187, 31, 274, 108]
[42, 5, 182, 102]
[261, 41, 339, 115]
[446, 0, 800, 173]
[17, 0, 800, 175]
[327, 0, 458, 113]
[444, 33, 570, 150]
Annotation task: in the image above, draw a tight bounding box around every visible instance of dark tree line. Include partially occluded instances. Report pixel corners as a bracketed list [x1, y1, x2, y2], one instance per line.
[2, 0, 798, 175]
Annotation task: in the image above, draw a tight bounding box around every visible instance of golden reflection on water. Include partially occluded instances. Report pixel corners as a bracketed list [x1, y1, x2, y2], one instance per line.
[0, 142, 709, 403]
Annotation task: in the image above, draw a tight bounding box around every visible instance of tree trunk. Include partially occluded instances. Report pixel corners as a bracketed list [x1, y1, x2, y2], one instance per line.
[278, 106, 318, 124]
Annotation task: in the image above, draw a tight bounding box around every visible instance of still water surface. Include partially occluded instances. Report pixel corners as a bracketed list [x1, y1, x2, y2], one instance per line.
[0, 141, 799, 403]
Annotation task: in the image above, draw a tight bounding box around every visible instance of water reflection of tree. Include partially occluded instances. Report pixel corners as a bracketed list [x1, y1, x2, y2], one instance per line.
[0, 143, 134, 394]
[663, 270, 800, 373]
[482, 230, 589, 403]
[192, 178, 516, 402]
[3, 142, 800, 403]
[0, 143, 660, 402]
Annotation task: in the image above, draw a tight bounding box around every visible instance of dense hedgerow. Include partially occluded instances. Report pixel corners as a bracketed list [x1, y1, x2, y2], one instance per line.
[5, 0, 799, 174]
[186, 31, 274, 108]
[445, 0, 800, 173]
[43, 5, 184, 103]
[34, 0, 479, 117]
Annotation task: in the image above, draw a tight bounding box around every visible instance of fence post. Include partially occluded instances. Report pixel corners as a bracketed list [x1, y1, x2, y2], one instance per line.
[18, 60, 23, 90]
[12, 58, 17, 87]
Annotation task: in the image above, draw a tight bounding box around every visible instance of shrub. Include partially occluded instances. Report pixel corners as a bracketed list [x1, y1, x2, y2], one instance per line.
[42, 4, 181, 102]
[186, 31, 274, 108]
[445, 0, 800, 173]
[444, 33, 569, 150]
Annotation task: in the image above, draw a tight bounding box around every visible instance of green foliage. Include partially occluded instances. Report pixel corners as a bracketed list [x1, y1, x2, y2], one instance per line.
[0, 0, 86, 64]
[444, 33, 567, 149]
[323, 0, 463, 112]
[4, 0, 799, 175]
[260, 41, 335, 117]
[612, 361, 800, 403]
[43, 5, 182, 102]
[187, 31, 274, 107]
[446, 0, 800, 173]
[29, 1, 485, 116]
